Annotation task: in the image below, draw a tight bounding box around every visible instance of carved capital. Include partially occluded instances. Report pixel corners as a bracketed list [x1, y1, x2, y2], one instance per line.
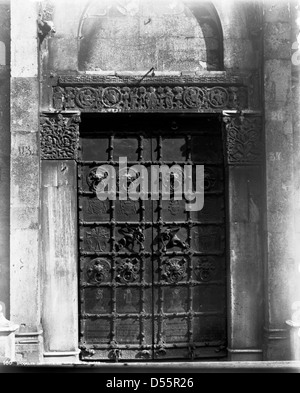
[40, 113, 81, 160]
[222, 112, 262, 165]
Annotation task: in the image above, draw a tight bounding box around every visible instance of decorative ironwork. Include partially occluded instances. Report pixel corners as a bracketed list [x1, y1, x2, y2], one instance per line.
[162, 258, 187, 283]
[117, 200, 139, 217]
[159, 227, 188, 252]
[195, 257, 216, 282]
[116, 225, 145, 252]
[79, 345, 95, 358]
[168, 200, 181, 216]
[87, 258, 111, 284]
[156, 340, 167, 357]
[138, 349, 151, 359]
[117, 167, 140, 192]
[79, 120, 227, 361]
[86, 167, 109, 192]
[223, 114, 262, 164]
[40, 113, 80, 159]
[111, 348, 121, 362]
[162, 167, 184, 193]
[53, 85, 247, 113]
[87, 199, 109, 216]
[86, 227, 110, 252]
[116, 258, 140, 283]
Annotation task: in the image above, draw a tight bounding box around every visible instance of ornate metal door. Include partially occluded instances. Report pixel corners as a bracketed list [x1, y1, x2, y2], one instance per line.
[78, 114, 227, 361]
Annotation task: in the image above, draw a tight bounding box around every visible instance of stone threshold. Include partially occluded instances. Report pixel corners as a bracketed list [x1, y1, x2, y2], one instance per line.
[1, 361, 300, 373]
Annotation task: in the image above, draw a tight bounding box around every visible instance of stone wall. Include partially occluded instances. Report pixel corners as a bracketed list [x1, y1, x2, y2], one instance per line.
[10, 0, 42, 363]
[263, 0, 296, 360]
[0, 0, 11, 318]
[6, 0, 297, 363]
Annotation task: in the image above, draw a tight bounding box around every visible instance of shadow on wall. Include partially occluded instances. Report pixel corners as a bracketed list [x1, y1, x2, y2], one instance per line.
[78, 0, 224, 72]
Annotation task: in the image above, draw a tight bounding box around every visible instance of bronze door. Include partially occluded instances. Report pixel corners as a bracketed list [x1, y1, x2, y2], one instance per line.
[78, 114, 227, 361]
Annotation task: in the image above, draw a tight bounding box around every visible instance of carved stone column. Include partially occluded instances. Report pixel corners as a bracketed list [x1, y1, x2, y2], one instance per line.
[222, 111, 264, 361]
[40, 112, 80, 363]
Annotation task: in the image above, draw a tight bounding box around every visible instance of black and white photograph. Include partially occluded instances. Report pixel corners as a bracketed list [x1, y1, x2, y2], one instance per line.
[0, 0, 300, 377]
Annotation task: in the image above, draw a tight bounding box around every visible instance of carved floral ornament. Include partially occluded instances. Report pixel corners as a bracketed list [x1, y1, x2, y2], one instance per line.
[40, 111, 262, 164]
[222, 113, 262, 165]
[40, 114, 80, 159]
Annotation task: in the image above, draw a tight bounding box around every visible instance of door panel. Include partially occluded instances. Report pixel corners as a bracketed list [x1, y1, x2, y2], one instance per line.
[79, 114, 227, 361]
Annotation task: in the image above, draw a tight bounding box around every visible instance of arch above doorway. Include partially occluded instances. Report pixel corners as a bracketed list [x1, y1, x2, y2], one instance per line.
[78, 0, 224, 72]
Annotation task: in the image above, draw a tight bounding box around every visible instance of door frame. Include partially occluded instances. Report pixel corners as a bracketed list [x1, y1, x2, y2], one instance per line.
[40, 73, 264, 362]
[77, 113, 228, 361]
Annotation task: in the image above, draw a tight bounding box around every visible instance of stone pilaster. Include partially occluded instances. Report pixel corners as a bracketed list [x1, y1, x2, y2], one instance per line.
[0, 0, 11, 321]
[263, 1, 295, 360]
[41, 113, 80, 363]
[223, 111, 264, 361]
[10, 0, 42, 362]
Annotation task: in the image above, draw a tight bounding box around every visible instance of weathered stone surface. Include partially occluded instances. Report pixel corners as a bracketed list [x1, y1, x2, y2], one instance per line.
[0, 304, 18, 362]
[268, 231, 295, 324]
[77, 0, 222, 72]
[10, 228, 39, 327]
[263, 1, 291, 23]
[10, 154, 39, 208]
[10, 1, 41, 362]
[11, 78, 39, 132]
[264, 22, 291, 60]
[228, 166, 263, 353]
[0, 0, 11, 321]
[264, 60, 292, 108]
[11, 0, 38, 78]
[42, 161, 78, 353]
[263, 1, 295, 360]
[224, 39, 256, 70]
[48, 38, 78, 71]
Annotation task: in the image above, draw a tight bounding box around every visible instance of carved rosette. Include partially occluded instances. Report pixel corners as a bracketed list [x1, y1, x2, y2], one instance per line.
[40, 114, 80, 159]
[162, 258, 187, 283]
[86, 167, 110, 192]
[87, 258, 111, 284]
[223, 114, 262, 165]
[52, 85, 247, 112]
[116, 258, 140, 283]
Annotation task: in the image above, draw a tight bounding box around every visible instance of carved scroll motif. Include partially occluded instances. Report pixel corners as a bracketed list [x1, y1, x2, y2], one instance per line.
[52, 85, 247, 112]
[40, 114, 80, 159]
[223, 114, 262, 164]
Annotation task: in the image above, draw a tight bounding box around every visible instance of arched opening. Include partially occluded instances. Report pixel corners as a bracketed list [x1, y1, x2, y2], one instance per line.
[78, 0, 224, 72]
[0, 41, 6, 66]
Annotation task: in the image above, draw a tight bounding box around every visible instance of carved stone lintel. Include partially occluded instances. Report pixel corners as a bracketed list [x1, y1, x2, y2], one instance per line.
[222, 112, 262, 165]
[40, 113, 81, 160]
[57, 74, 244, 86]
[52, 85, 248, 113]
